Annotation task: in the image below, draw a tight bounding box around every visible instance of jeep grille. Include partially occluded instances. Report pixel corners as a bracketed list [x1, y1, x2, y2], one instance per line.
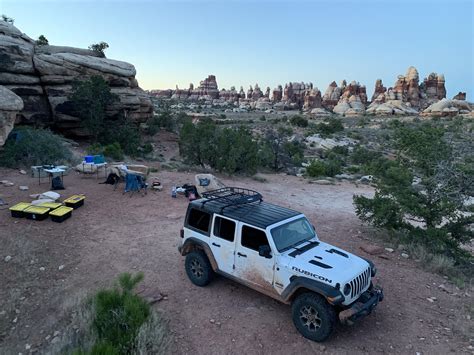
[350, 267, 371, 299]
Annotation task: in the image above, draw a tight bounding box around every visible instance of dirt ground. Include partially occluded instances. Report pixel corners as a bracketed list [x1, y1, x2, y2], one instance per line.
[0, 167, 473, 354]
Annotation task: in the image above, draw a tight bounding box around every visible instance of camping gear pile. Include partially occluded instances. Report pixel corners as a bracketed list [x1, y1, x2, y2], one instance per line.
[8, 191, 85, 223]
[194, 174, 226, 196]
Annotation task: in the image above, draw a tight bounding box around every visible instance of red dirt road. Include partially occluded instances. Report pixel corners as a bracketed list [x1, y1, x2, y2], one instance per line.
[0, 169, 472, 354]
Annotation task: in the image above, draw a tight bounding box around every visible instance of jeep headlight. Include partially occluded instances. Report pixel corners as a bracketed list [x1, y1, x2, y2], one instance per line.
[371, 265, 377, 277]
[343, 283, 351, 296]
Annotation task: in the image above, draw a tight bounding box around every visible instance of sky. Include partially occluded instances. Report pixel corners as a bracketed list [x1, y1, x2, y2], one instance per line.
[1, 0, 473, 98]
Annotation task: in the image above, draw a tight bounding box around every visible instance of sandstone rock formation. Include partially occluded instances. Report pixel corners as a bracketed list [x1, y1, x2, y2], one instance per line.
[371, 79, 386, 102]
[420, 72, 446, 104]
[272, 85, 283, 102]
[0, 86, 24, 146]
[0, 21, 153, 137]
[332, 81, 367, 115]
[421, 98, 471, 117]
[322, 81, 343, 110]
[453, 92, 466, 100]
[303, 87, 322, 110]
[149, 67, 467, 118]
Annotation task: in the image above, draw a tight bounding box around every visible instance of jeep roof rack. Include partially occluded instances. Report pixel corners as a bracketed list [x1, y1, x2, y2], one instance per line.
[201, 187, 263, 212]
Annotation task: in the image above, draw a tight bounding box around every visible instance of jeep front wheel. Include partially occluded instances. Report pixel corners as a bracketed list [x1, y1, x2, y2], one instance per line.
[185, 250, 213, 287]
[291, 293, 337, 342]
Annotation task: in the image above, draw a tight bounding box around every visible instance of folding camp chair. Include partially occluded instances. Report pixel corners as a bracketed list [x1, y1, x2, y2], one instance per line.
[123, 173, 147, 197]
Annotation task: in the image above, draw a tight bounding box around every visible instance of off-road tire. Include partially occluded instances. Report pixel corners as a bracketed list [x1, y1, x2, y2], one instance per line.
[291, 292, 337, 342]
[185, 250, 213, 287]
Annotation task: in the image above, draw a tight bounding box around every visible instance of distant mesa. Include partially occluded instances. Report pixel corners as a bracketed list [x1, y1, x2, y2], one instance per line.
[149, 68, 471, 118]
[0, 20, 153, 144]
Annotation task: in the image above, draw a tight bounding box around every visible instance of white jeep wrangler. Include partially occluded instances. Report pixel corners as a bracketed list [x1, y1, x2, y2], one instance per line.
[178, 188, 383, 342]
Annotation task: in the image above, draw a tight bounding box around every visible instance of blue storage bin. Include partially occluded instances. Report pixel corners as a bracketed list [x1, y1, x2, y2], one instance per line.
[93, 155, 105, 164]
[84, 156, 94, 163]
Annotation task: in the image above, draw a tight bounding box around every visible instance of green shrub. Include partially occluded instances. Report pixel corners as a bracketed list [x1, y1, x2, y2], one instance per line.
[69, 75, 118, 142]
[93, 273, 150, 354]
[141, 143, 153, 155]
[306, 160, 326, 177]
[103, 143, 124, 161]
[312, 118, 344, 136]
[179, 119, 259, 174]
[0, 127, 73, 168]
[350, 146, 382, 165]
[306, 159, 342, 178]
[290, 115, 308, 127]
[324, 159, 342, 177]
[331, 145, 349, 156]
[102, 117, 141, 156]
[260, 115, 266, 121]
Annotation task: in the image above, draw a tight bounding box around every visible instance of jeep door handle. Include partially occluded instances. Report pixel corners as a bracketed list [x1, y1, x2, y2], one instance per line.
[212, 242, 221, 247]
[237, 252, 247, 257]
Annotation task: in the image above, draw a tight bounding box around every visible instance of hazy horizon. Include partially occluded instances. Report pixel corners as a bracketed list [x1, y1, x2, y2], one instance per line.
[2, 0, 473, 98]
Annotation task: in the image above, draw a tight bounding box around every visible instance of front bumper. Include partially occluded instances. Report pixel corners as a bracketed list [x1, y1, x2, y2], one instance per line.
[339, 286, 383, 325]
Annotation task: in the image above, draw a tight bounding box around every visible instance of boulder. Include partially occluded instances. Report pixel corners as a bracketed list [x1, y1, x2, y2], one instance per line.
[421, 98, 471, 117]
[0, 86, 24, 146]
[452, 92, 466, 100]
[0, 21, 153, 136]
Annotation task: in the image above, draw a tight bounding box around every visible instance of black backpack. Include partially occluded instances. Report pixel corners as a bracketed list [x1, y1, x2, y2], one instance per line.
[51, 176, 64, 190]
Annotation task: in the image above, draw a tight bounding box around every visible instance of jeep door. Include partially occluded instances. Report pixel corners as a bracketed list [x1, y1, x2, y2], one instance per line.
[210, 215, 236, 275]
[234, 223, 275, 291]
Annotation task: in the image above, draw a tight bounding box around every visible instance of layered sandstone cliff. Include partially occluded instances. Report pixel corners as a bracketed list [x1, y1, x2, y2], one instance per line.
[0, 21, 153, 139]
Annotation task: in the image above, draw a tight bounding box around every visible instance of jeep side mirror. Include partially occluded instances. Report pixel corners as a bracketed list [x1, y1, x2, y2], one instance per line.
[259, 245, 272, 259]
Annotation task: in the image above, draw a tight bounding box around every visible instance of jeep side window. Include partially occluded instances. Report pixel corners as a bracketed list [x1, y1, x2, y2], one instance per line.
[241, 225, 269, 251]
[187, 209, 211, 233]
[213, 216, 235, 242]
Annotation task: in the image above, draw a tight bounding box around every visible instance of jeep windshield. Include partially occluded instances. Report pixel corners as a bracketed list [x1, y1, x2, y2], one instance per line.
[271, 217, 316, 252]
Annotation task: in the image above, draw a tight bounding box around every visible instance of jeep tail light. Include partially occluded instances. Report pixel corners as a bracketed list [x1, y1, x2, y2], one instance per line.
[180, 228, 184, 238]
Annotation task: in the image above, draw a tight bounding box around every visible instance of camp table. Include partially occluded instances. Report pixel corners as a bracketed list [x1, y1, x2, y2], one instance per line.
[64, 195, 85, 209]
[9, 202, 31, 218]
[49, 206, 74, 223]
[23, 206, 51, 221]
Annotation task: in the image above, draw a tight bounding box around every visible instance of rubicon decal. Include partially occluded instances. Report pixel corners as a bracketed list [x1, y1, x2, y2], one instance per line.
[292, 266, 332, 284]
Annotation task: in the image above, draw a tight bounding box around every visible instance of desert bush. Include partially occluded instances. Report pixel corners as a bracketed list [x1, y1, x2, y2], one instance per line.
[0, 127, 73, 168]
[306, 160, 326, 177]
[353, 123, 474, 260]
[35, 34, 49, 46]
[179, 118, 259, 174]
[93, 273, 150, 353]
[311, 118, 344, 137]
[350, 146, 382, 165]
[1, 14, 14, 24]
[103, 143, 124, 161]
[102, 116, 141, 156]
[306, 158, 342, 178]
[64, 273, 170, 355]
[259, 126, 304, 171]
[69, 75, 118, 142]
[88, 42, 109, 56]
[289, 115, 308, 127]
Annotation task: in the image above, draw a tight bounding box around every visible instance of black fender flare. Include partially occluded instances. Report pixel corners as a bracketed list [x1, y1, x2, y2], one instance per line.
[179, 237, 218, 271]
[281, 276, 344, 305]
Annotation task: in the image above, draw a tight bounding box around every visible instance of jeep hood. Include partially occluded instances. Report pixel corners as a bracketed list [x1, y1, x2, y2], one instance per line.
[282, 241, 369, 287]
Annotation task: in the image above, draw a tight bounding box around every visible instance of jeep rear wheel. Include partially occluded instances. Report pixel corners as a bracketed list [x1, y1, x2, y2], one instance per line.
[291, 293, 336, 342]
[185, 250, 213, 287]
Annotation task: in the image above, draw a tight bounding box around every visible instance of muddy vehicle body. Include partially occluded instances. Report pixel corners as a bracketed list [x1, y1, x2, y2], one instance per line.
[178, 188, 383, 342]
